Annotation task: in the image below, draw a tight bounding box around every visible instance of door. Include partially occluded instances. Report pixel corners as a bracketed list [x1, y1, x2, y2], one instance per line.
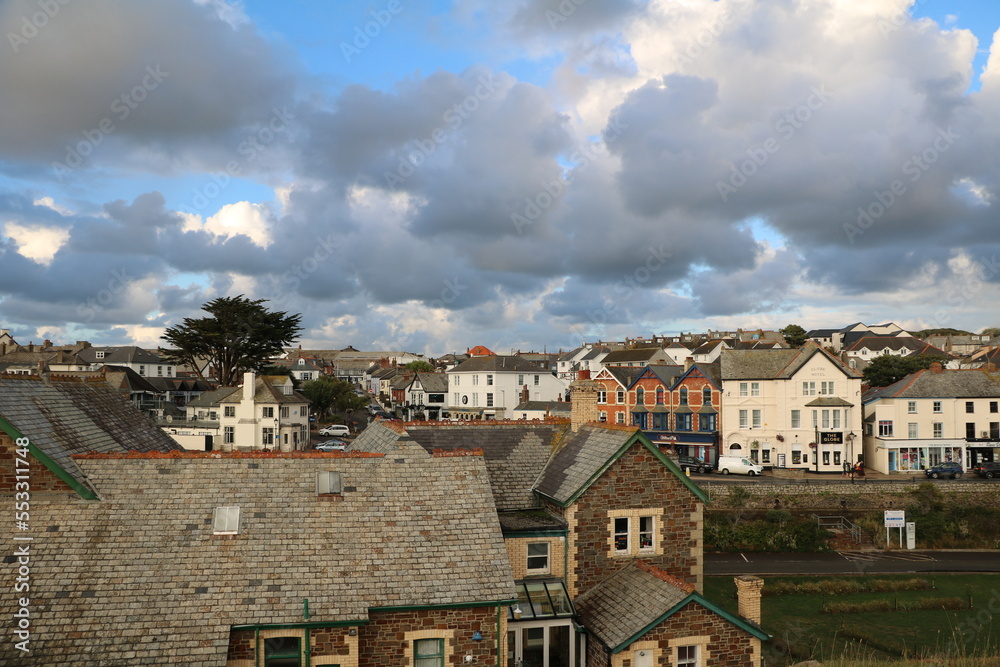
[634, 648, 654, 667]
[888, 451, 897, 471]
[507, 623, 575, 666]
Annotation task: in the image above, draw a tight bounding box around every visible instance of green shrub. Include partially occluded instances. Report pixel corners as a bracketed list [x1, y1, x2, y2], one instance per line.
[821, 599, 892, 614]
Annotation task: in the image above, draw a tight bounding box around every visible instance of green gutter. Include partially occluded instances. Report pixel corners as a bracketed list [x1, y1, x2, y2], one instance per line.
[0, 415, 97, 500]
[502, 529, 568, 538]
[368, 599, 518, 613]
[232, 620, 368, 631]
[495, 603, 502, 667]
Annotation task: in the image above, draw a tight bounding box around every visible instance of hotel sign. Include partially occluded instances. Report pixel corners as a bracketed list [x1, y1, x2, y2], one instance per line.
[819, 432, 843, 444]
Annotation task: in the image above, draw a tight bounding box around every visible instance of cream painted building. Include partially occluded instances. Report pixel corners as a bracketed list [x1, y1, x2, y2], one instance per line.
[721, 345, 864, 472]
[861, 364, 1000, 473]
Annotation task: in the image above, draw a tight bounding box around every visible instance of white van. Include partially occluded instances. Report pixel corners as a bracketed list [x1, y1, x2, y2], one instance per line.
[716, 455, 763, 476]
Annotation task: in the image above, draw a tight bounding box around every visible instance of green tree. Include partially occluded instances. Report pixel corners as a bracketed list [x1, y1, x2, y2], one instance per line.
[780, 324, 808, 347]
[982, 327, 1000, 338]
[160, 295, 302, 386]
[862, 353, 949, 388]
[404, 360, 435, 372]
[302, 375, 369, 420]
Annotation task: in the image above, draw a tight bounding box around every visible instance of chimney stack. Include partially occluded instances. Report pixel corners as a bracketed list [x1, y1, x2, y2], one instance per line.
[243, 371, 256, 400]
[569, 377, 601, 432]
[684, 357, 694, 371]
[578, 369, 591, 380]
[930, 362, 944, 374]
[734, 575, 764, 625]
[521, 385, 529, 404]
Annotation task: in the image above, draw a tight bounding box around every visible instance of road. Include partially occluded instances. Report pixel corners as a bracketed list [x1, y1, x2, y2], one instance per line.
[707, 550, 1000, 575]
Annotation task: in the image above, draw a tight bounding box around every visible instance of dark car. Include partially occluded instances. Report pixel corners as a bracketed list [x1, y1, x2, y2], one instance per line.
[924, 461, 963, 479]
[675, 456, 712, 475]
[971, 461, 1000, 479]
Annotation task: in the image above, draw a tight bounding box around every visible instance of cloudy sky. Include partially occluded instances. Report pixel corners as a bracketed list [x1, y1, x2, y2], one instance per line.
[2, 0, 1000, 356]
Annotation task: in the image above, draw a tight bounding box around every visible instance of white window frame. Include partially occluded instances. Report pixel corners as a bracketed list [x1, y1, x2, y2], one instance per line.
[739, 382, 748, 397]
[223, 426, 234, 444]
[609, 509, 660, 557]
[933, 422, 943, 438]
[907, 401, 917, 414]
[597, 390, 607, 404]
[751, 409, 761, 429]
[213, 506, 240, 535]
[908, 423, 918, 439]
[802, 381, 815, 396]
[669, 635, 710, 667]
[526, 541, 550, 573]
[316, 471, 342, 495]
[791, 410, 800, 429]
[224, 405, 235, 418]
[751, 382, 760, 397]
[739, 409, 748, 429]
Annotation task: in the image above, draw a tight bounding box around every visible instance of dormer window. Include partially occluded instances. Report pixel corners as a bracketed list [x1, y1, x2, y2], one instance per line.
[282, 384, 292, 395]
[317, 471, 342, 495]
[213, 506, 240, 535]
[96, 351, 105, 359]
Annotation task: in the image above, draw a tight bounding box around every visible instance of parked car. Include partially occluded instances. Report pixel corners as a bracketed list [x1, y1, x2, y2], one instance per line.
[924, 461, 963, 479]
[971, 461, 1000, 479]
[318, 424, 350, 437]
[315, 440, 347, 452]
[674, 456, 712, 475]
[716, 455, 763, 476]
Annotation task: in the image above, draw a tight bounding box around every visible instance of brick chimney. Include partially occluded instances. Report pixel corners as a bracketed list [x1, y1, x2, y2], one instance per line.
[569, 377, 600, 432]
[929, 362, 944, 374]
[578, 369, 591, 380]
[521, 385, 529, 403]
[734, 575, 764, 625]
[684, 356, 694, 371]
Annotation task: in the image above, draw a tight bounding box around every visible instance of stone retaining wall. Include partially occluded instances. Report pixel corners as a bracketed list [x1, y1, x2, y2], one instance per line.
[699, 479, 1000, 511]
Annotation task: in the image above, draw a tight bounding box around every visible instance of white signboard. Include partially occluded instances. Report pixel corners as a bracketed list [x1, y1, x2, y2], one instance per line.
[884, 510, 905, 528]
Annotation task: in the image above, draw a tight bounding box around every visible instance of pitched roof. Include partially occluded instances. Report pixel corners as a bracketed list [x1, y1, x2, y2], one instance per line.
[864, 368, 1000, 402]
[400, 423, 569, 511]
[449, 355, 541, 373]
[217, 375, 308, 405]
[627, 365, 684, 389]
[412, 372, 448, 392]
[0, 375, 181, 497]
[513, 400, 571, 414]
[533, 425, 709, 506]
[574, 561, 768, 652]
[602, 348, 666, 363]
[721, 345, 861, 380]
[0, 452, 514, 664]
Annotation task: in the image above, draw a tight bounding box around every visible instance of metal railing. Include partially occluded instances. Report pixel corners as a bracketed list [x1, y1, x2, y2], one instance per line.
[813, 515, 863, 544]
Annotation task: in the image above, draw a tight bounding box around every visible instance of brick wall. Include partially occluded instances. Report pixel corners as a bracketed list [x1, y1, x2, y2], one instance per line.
[570, 442, 701, 595]
[358, 606, 499, 666]
[505, 535, 567, 580]
[0, 432, 74, 494]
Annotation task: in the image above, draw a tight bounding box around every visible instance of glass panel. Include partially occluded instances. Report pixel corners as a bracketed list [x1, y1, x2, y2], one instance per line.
[614, 517, 629, 552]
[523, 627, 545, 667]
[264, 637, 300, 667]
[549, 624, 570, 667]
[511, 583, 533, 619]
[545, 581, 573, 616]
[525, 580, 554, 617]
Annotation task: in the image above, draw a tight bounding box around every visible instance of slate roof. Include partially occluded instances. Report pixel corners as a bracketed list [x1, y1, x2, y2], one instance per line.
[0, 452, 515, 665]
[602, 348, 665, 363]
[602, 366, 645, 387]
[721, 345, 861, 380]
[413, 372, 448, 392]
[532, 425, 709, 506]
[0, 375, 181, 496]
[513, 400, 571, 415]
[78, 345, 166, 365]
[497, 509, 568, 534]
[184, 387, 240, 409]
[217, 375, 308, 405]
[449, 355, 541, 373]
[403, 423, 567, 511]
[102, 365, 160, 394]
[628, 365, 684, 389]
[844, 336, 948, 357]
[864, 368, 1000, 402]
[574, 562, 768, 652]
[574, 562, 693, 651]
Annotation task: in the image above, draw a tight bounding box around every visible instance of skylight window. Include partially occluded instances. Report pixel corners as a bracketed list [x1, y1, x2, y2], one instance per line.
[316, 471, 342, 495]
[213, 506, 241, 535]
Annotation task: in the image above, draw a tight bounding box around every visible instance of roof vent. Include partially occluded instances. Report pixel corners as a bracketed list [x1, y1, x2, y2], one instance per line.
[316, 471, 342, 495]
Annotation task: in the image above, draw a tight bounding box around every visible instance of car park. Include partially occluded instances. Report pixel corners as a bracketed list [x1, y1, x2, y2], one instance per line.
[971, 461, 1000, 479]
[924, 461, 963, 479]
[674, 456, 712, 475]
[318, 424, 350, 437]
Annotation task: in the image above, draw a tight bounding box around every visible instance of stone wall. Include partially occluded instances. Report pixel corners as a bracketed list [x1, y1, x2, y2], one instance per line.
[358, 606, 498, 667]
[572, 442, 701, 595]
[0, 432, 75, 494]
[700, 479, 1000, 511]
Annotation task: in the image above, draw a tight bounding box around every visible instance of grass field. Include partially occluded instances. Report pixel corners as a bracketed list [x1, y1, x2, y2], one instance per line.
[704, 574, 1000, 665]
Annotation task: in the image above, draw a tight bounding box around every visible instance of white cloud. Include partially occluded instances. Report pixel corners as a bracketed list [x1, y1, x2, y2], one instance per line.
[3, 222, 70, 266]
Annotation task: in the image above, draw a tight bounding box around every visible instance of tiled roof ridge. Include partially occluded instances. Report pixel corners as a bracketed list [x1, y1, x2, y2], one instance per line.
[633, 559, 696, 593]
[889, 368, 925, 397]
[431, 448, 485, 457]
[74, 450, 386, 459]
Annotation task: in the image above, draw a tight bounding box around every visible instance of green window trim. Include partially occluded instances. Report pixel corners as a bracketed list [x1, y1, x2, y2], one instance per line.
[414, 638, 444, 667]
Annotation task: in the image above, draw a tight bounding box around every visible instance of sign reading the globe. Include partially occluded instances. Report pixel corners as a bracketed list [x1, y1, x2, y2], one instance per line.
[820, 432, 843, 444]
